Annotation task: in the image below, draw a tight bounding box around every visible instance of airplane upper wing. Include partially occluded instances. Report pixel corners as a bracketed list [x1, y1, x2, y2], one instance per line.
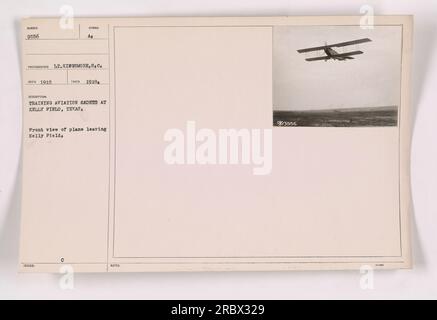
[330, 38, 372, 48]
[297, 38, 372, 53]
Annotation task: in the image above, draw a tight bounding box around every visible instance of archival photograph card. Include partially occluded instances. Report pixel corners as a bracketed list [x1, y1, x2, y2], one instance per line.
[19, 16, 413, 272]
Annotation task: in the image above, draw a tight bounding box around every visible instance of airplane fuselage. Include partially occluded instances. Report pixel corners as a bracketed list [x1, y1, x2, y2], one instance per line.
[297, 38, 371, 62]
[324, 47, 345, 60]
[323, 47, 353, 61]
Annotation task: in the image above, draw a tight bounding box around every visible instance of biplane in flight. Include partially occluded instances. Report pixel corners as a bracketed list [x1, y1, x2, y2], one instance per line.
[297, 38, 372, 62]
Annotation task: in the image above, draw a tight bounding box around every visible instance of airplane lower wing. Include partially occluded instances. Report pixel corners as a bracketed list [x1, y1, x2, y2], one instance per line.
[305, 56, 330, 61]
[331, 50, 363, 58]
[305, 51, 363, 62]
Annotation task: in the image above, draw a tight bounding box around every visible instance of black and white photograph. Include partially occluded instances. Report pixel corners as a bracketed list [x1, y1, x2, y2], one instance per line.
[273, 26, 402, 127]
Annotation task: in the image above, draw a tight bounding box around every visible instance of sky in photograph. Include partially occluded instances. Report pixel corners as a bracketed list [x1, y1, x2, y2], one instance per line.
[273, 25, 402, 110]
